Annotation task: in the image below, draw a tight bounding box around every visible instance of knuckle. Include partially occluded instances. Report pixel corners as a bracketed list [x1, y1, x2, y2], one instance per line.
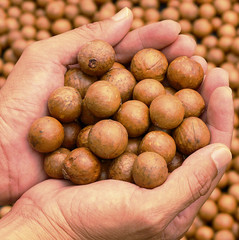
[187, 166, 212, 202]
[21, 40, 46, 58]
[75, 21, 104, 41]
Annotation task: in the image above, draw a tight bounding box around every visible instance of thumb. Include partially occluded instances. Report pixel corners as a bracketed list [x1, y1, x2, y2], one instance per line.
[0, 8, 133, 118]
[21, 7, 133, 66]
[142, 143, 232, 228]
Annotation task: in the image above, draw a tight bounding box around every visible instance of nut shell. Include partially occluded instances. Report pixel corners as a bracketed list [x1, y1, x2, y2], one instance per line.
[114, 100, 150, 137]
[101, 68, 136, 102]
[44, 148, 70, 178]
[76, 125, 93, 148]
[167, 56, 204, 90]
[133, 78, 166, 106]
[139, 130, 176, 163]
[63, 147, 101, 184]
[173, 117, 211, 155]
[62, 122, 81, 150]
[85, 80, 121, 118]
[28, 116, 64, 153]
[64, 68, 97, 98]
[77, 39, 115, 76]
[88, 119, 128, 159]
[108, 152, 137, 182]
[48, 86, 82, 123]
[130, 48, 168, 81]
[132, 152, 168, 189]
[150, 94, 185, 129]
[175, 88, 205, 117]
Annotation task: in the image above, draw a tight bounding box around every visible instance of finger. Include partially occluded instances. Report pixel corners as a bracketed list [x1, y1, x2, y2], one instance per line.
[190, 55, 207, 74]
[207, 86, 234, 147]
[163, 168, 222, 240]
[141, 143, 232, 230]
[21, 7, 133, 67]
[0, 8, 133, 119]
[161, 34, 196, 62]
[199, 68, 229, 106]
[163, 144, 231, 239]
[114, 20, 181, 63]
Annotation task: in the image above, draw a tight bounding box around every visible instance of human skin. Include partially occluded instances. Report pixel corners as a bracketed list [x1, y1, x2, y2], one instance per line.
[0, 8, 233, 240]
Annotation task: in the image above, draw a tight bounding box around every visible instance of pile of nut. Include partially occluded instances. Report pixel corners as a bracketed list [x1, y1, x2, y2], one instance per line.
[28, 39, 209, 189]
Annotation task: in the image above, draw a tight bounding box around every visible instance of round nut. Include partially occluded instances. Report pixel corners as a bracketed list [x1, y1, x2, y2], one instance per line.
[85, 80, 121, 118]
[63, 147, 101, 185]
[167, 56, 204, 90]
[48, 86, 82, 123]
[44, 148, 70, 178]
[139, 130, 176, 163]
[88, 119, 128, 159]
[173, 117, 211, 155]
[77, 39, 115, 76]
[150, 94, 185, 129]
[132, 152, 168, 189]
[28, 116, 64, 153]
[130, 48, 168, 81]
[101, 68, 136, 102]
[108, 152, 137, 183]
[114, 100, 150, 137]
[174, 88, 205, 117]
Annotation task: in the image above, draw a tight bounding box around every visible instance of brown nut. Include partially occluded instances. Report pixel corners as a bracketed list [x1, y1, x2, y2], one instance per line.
[77, 39, 115, 76]
[125, 137, 142, 155]
[88, 119, 128, 159]
[139, 130, 176, 163]
[217, 194, 237, 214]
[173, 117, 211, 155]
[133, 78, 166, 106]
[98, 159, 111, 181]
[130, 48, 168, 81]
[63, 147, 101, 184]
[44, 148, 70, 179]
[79, 99, 101, 126]
[64, 68, 97, 98]
[101, 68, 136, 102]
[84, 80, 121, 118]
[114, 100, 150, 137]
[195, 226, 214, 240]
[76, 125, 93, 148]
[150, 94, 185, 129]
[62, 122, 81, 150]
[48, 86, 82, 123]
[213, 213, 234, 230]
[174, 88, 205, 117]
[199, 199, 218, 222]
[28, 116, 64, 153]
[167, 151, 185, 172]
[214, 230, 235, 240]
[108, 152, 137, 183]
[167, 56, 204, 90]
[132, 152, 168, 189]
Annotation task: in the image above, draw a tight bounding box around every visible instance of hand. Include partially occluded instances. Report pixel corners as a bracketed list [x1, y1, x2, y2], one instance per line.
[0, 8, 195, 205]
[0, 7, 234, 240]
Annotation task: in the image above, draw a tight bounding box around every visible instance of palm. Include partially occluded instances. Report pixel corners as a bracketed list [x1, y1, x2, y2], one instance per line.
[0, 58, 66, 204]
[0, 19, 189, 204]
[18, 178, 173, 240]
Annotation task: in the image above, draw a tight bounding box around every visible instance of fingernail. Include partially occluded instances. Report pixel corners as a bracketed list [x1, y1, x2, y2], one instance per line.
[211, 146, 232, 173]
[224, 86, 232, 95]
[112, 7, 129, 21]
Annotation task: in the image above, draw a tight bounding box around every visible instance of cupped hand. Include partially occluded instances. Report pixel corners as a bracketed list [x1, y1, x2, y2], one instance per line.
[0, 8, 194, 205]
